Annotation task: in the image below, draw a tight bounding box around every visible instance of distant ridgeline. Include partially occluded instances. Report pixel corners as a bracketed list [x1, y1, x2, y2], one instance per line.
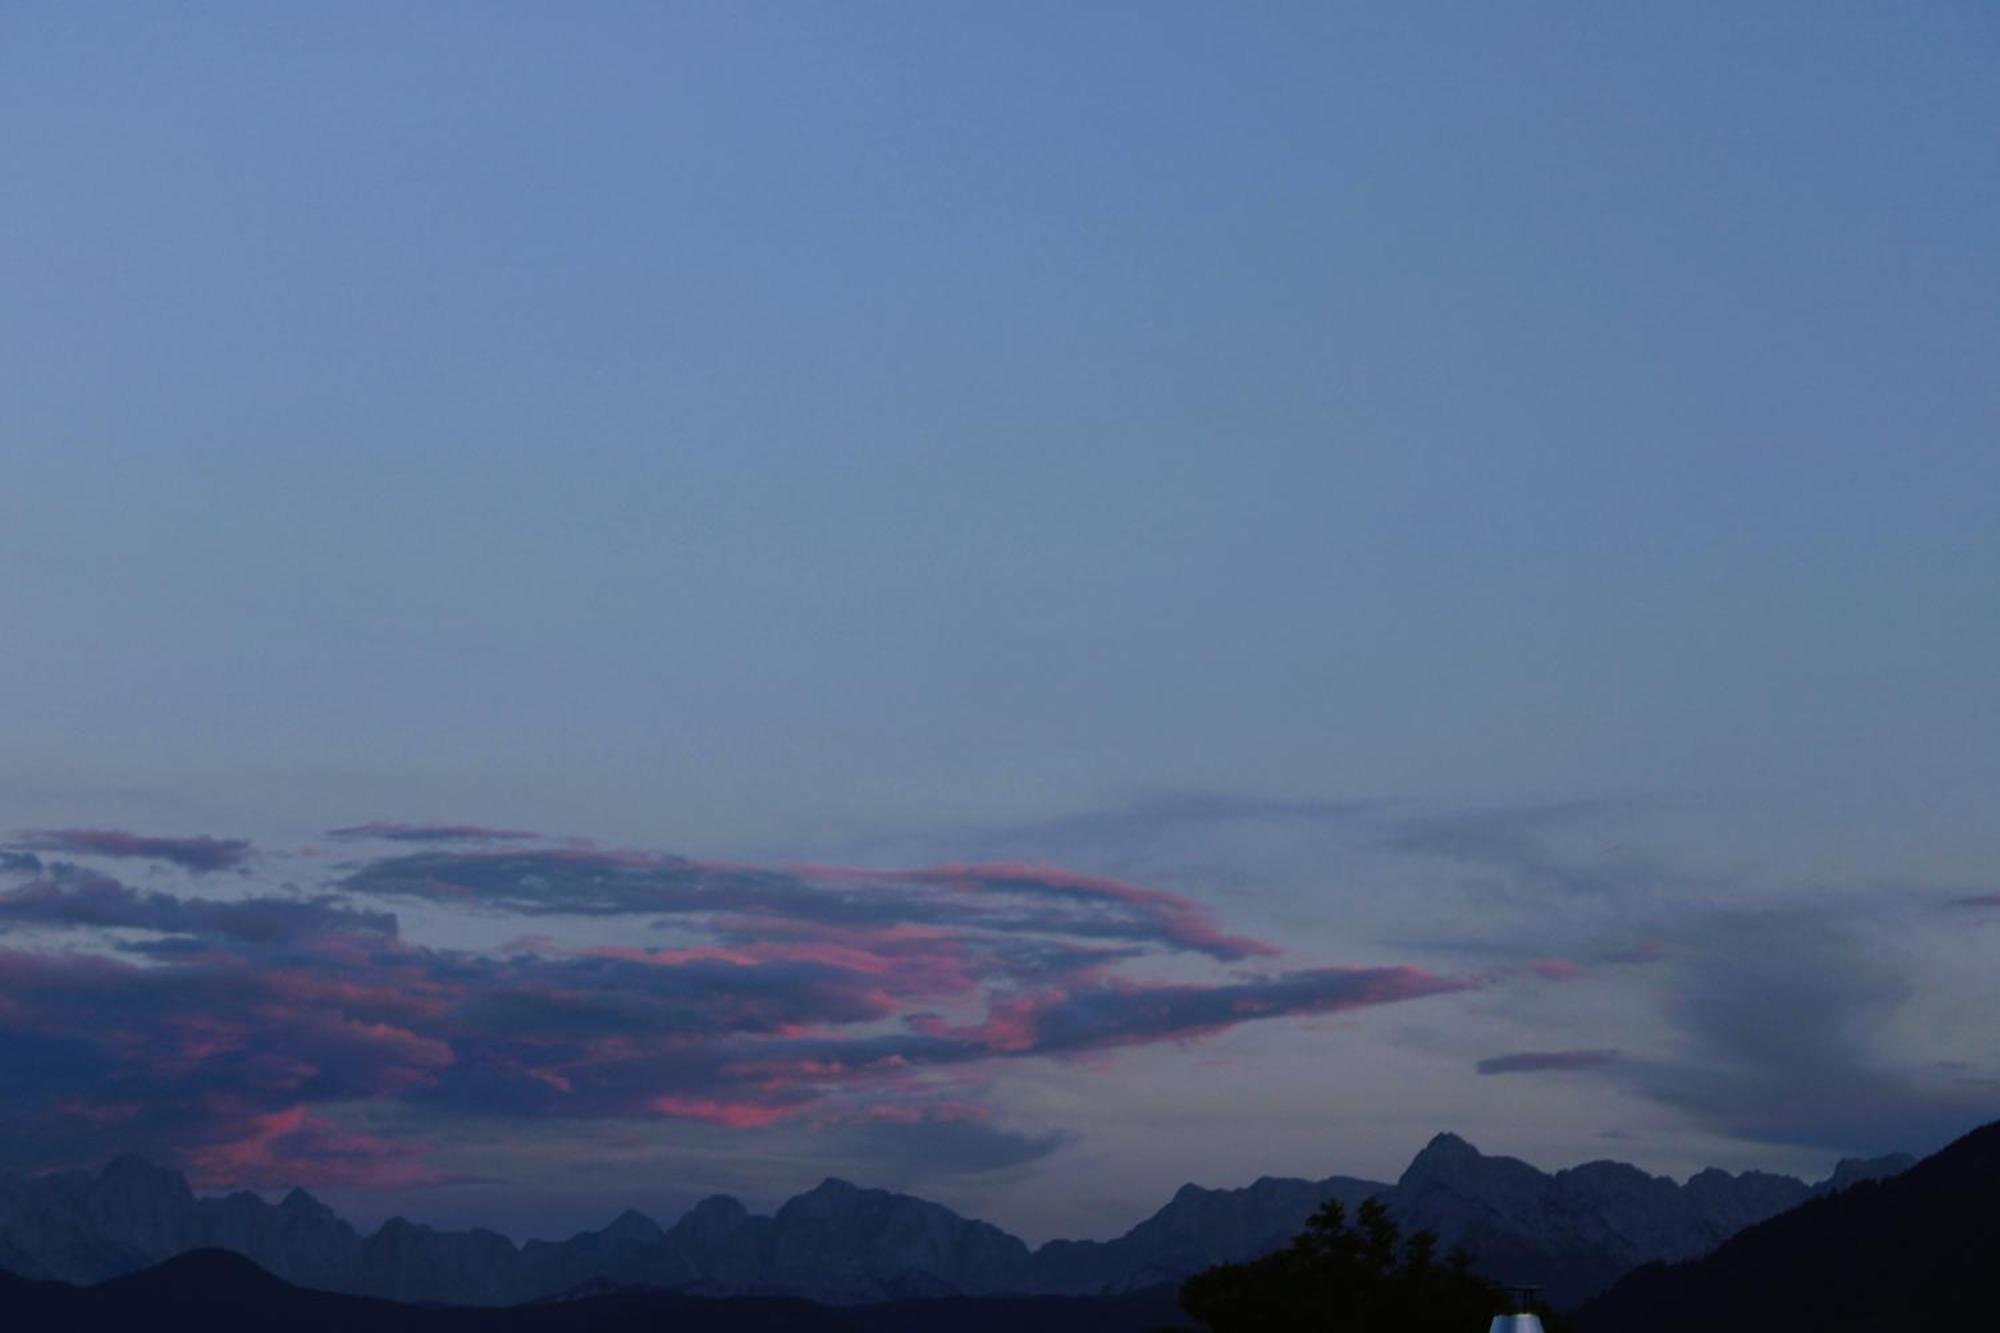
[0, 1135, 1911, 1310]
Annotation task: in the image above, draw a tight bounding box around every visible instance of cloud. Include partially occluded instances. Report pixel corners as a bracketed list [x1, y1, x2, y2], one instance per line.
[0, 866, 396, 946]
[0, 943, 455, 1183]
[1948, 893, 2000, 909]
[915, 966, 1472, 1059]
[1476, 1049, 1622, 1075]
[1594, 909, 1995, 1157]
[9, 828, 253, 873]
[869, 862, 1279, 961]
[916, 791, 1384, 863]
[326, 822, 542, 844]
[1379, 799, 1658, 902]
[0, 840, 1469, 1190]
[826, 1104, 1070, 1185]
[182, 1105, 441, 1190]
[341, 850, 1276, 961]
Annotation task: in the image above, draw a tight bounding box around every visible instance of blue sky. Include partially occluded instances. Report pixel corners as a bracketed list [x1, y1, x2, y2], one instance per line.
[2, 3, 1997, 1240]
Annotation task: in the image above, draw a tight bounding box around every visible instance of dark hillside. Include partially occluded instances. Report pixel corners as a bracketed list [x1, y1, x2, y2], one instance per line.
[1576, 1118, 2000, 1333]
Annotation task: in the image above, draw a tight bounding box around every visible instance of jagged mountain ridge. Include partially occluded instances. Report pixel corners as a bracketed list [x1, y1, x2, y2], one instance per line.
[1033, 1173, 1385, 1294]
[1370, 1132, 1908, 1306]
[1575, 1117, 1999, 1332]
[0, 1137, 1911, 1308]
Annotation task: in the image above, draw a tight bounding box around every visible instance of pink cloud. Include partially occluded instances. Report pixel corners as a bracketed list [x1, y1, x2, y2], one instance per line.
[647, 1095, 795, 1128]
[0, 840, 1476, 1192]
[874, 861, 1282, 961]
[184, 1105, 442, 1189]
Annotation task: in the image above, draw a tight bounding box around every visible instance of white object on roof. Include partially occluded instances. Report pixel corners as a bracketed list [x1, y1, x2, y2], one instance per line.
[1488, 1317, 1546, 1333]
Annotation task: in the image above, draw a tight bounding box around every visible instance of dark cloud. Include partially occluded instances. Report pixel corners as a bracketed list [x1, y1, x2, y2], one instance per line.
[0, 866, 396, 946]
[1948, 893, 2000, 909]
[326, 822, 542, 843]
[9, 828, 253, 873]
[1600, 940, 1668, 964]
[0, 850, 43, 874]
[828, 1107, 1070, 1186]
[344, 850, 836, 919]
[341, 850, 1273, 961]
[0, 944, 452, 1184]
[936, 966, 1473, 1058]
[1321, 798, 1996, 1159]
[399, 959, 1470, 1124]
[1588, 910, 1994, 1158]
[939, 791, 1383, 859]
[1476, 1049, 1622, 1075]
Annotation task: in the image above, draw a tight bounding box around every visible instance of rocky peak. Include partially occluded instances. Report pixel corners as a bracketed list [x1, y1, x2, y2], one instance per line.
[369, 1216, 428, 1245]
[598, 1209, 664, 1245]
[1399, 1132, 1480, 1181]
[679, 1194, 750, 1226]
[278, 1187, 336, 1220]
[94, 1154, 194, 1204]
[776, 1177, 906, 1226]
[1817, 1153, 1916, 1195]
[1395, 1132, 1542, 1196]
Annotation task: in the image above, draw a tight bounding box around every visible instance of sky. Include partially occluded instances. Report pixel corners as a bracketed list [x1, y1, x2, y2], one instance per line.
[1, 2, 1997, 1243]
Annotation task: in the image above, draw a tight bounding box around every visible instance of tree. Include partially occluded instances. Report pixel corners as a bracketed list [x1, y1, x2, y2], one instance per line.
[1178, 1196, 1510, 1332]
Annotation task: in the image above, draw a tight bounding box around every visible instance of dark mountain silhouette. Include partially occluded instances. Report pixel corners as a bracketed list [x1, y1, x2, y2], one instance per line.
[0, 1249, 1186, 1332]
[1369, 1132, 1908, 1306]
[0, 1136, 1909, 1309]
[1575, 1116, 2000, 1333]
[1032, 1172, 1387, 1293]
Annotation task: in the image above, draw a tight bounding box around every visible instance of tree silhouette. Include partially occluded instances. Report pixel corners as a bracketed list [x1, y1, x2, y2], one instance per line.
[1178, 1196, 1511, 1332]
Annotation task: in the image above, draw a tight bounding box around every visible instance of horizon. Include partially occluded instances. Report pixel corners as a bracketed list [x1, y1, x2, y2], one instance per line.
[4, 3, 1997, 1252]
[11, 1125, 1917, 1249]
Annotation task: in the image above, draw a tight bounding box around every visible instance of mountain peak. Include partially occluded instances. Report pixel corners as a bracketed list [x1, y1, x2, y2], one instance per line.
[1399, 1132, 1483, 1181]
[601, 1208, 664, 1242]
[99, 1153, 181, 1184]
[684, 1193, 749, 1221]
[102, 1247, 285, 1295]
[1819, 1153, 1916, 1194]
[1423, 1131, 1479, 1155]
[94, 1154, 194, 1203]
[372, 1215, 429, 1240]
[279, 1186, 333, 1216]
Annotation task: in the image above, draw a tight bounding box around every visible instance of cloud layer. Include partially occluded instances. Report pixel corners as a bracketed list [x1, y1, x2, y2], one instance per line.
[1477, 1049, 1622, 1075]
[0, 833, 1465, 1189]
[7, 828, 254, 873]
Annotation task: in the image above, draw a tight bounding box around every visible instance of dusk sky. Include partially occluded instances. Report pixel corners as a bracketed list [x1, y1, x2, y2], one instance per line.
[3, 3, 1997, 1243]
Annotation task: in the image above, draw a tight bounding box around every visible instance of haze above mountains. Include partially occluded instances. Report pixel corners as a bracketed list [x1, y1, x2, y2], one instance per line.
[0, 1133, 1910, 1311]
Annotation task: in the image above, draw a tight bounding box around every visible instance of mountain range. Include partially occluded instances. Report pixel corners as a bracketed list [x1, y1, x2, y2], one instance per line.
[0, 1135, 1911, 1310]
[1576, 1116, 2000, 1332]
